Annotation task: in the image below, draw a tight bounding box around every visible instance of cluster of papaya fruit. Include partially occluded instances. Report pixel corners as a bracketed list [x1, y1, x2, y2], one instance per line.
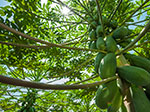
[87, 14, 127, 111]
[120, 54, 150, 112]
[87, 8, 132, 50]
[95, 52, 123, 112]
[86, 7, 150, 111]
[88, 14, 118, 50]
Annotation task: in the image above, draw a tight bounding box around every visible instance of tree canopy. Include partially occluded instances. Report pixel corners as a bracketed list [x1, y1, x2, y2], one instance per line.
[0, 0, 150, 111]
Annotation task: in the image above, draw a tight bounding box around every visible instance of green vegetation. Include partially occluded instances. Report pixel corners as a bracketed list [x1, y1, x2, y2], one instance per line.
[0, 0, 150, 111]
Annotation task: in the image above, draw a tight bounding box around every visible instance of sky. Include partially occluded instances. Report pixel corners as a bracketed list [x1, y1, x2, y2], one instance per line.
[0, 0, 10, 7]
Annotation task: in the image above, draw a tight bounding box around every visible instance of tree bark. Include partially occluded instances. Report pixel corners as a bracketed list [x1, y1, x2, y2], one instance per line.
[117, 54, 135, 112]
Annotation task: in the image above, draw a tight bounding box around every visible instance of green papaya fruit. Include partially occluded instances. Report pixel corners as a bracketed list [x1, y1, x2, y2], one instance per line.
[28, 107, 35, 112]
[102, 16, 109, 25]
[96, 37, 106, 50]
[106, 36, 117, 53]
[106, 80, 119, 95]
[89, 30, 96, 40]
[106, 80, 118, 92]
[94, 14, 99, 22]
[23, 110, 27, 112]
[94, 52, 105, 73]
[124, 54, 150, 73]
[96, 25, 103, 36]
[131, 86, 150, 112]
[89, 41, 97, 49]
[112, 26, 131, 39]
[105, 80, 119, 103]
[91, 21, 97, 29]
[110, 20, 118, 29]
[117, 66, 150, 86]
[95, 85, 109, 109]
[119, 39, 131, 48]
[108, 90, 122, 112]
[87, 17, 93, 23]
[95, 85, 114, 109]
[99, 53, 117, 79]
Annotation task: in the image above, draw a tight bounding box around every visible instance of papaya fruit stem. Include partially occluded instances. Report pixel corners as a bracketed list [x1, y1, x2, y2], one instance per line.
[95, 0, 106, 36]
[122, 80, 135, 112]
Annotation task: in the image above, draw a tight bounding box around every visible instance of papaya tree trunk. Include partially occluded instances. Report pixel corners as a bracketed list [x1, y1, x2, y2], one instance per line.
[117, 54, 135, 112]
[122, 79, 135, 112]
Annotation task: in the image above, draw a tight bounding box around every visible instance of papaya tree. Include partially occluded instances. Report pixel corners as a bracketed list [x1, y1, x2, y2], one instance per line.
[0, 0, 150, 111]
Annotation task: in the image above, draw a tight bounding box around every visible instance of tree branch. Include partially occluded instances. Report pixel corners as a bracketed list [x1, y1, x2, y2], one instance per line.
[130, 24, 144, 27]
[75, 0, 93, 19]
[117, 33, 139, 44]
[117, 20, 150, 55]
[0, 23, 107, 53]
[0, 75, 117, 90]
[0, 41, 48, 49]
[131, 41, 150, 49]
[109, 0, 123, 21]
[62, 39, 93, 46]
[61, 31, 88, 45]
[0, 23, 57, 46]
[139, 46, 150, 50]
[120, 0, 149, 26]
[48, 21, 85, 29]
[126, 18, 149, 25]
[95, 0, 106, 36]
[72, 75, 99, 84]
[117, 4, 150, 19]
[132, 8, 150, 17]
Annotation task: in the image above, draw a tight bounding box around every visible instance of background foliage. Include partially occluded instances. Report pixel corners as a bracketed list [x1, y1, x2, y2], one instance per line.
[0, 0, 150, 111]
